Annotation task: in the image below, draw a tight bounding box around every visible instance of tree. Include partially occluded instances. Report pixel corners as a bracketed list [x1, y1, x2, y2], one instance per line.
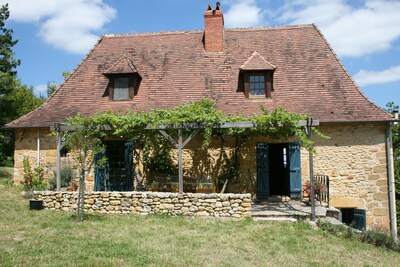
[46, 71, 70, 98]
[0, 4, 19, 98]
[0, 80, 44, 165]
[63, 120, 105, 221]
[0, 4, 44, 165]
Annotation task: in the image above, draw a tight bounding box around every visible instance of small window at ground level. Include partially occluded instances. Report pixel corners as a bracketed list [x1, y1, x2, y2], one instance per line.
[113, 77, 130, 101]
[340, 208, 366, 230]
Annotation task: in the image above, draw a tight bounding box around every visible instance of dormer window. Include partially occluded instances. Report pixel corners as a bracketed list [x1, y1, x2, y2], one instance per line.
[113, 76, 130, 101]
[244, 71, 273, 98]
[239, 52, 276, 99]
[104, 56, 142, 102]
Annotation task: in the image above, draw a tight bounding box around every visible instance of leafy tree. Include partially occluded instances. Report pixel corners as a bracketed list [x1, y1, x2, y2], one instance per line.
[46, 71, 70, 98]
[63, 118, 105, 221]
[0, 4, 44, 165]
[0, 4, 19, 98]
[0, 80, 44, 165]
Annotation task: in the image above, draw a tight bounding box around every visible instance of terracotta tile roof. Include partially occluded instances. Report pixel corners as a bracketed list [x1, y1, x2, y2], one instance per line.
[7, 24, 392, 128]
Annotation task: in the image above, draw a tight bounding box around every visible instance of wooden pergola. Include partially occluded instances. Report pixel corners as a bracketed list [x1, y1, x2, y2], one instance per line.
[51, 118, 320, 219]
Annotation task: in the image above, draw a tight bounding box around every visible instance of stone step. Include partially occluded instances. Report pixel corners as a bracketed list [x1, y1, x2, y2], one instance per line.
[251, 210, 309, 217]
[253, 216, 298, 222]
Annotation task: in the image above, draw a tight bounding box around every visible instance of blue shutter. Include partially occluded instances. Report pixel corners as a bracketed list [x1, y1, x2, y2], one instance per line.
[289, 142, 301, 198]
[94, 150, 109, 191]
[353, 209, 366, 231]
[256, 143, 269, 200]
[124, 140, 134, 191]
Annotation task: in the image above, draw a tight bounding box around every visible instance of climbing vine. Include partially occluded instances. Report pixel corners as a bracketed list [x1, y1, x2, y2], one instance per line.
[66, 98, 326, 191]
[68, 98, 322, 151]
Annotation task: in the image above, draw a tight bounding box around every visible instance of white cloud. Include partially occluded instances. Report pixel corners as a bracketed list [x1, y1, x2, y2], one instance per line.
[276, 0, 400, 57]
[33, 84, 47, 97]
[224, 0, 263, 28]
[353, 65, 400, 87]
[1, 0, 116, 54]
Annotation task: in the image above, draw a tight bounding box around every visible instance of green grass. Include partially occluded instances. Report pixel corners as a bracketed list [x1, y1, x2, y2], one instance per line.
[1, 173, 400, 266]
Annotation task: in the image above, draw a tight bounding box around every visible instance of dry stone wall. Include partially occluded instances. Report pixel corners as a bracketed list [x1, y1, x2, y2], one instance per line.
[33, 191, 252, 218]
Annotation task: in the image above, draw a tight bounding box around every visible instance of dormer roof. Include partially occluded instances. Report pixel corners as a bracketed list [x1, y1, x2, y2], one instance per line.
[240, 51, 276, 71]
[104, 56, 139, 75]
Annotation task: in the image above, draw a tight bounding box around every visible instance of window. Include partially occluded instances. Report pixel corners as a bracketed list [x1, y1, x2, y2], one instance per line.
[114, 77, 130, 101]
[249, 75, 265, 96]
[106, 74, 141, 102]
[340, 208, 366, 230]
[243, 71, 273, 98]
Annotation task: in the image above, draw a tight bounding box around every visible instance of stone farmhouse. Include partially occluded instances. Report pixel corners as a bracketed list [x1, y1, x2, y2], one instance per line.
[6, 4, 396, 232]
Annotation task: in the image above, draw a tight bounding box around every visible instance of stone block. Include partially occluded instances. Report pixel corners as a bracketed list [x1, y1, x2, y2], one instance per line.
[373, 193, 388, 201]
[372, 208, 389, 216]
[330, 197, 362, 208]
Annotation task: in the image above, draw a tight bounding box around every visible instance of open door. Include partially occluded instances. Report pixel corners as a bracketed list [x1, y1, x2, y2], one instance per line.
[256, 143, 269, 200]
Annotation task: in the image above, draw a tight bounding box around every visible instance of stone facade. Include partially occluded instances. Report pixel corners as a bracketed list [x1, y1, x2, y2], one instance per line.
[14, 128, 57, 184]
[15, 122, 392, 229]
[310, 123, 390, 229]
[33, 191, 252, 218]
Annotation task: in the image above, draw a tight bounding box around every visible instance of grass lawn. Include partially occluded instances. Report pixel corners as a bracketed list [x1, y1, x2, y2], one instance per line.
[1, 172, 400, 266]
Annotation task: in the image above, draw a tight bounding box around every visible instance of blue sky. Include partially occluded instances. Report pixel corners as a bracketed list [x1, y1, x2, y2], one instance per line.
[2, 0, 400, 108]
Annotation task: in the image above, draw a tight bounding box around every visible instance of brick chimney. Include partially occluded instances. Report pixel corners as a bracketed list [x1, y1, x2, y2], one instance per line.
[204, 2, 224, 52]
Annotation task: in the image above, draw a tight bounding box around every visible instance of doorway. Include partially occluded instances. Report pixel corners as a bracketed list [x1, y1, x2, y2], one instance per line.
[94, 140, 134, 191]
[256, 142, 301, 200]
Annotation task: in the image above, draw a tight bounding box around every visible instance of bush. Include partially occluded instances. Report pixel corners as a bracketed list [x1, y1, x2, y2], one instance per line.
[360, 230, 400, 251]
[48, 166, 76, 190]
[23, 157, 47, 191]
[318, 220, 400, 252]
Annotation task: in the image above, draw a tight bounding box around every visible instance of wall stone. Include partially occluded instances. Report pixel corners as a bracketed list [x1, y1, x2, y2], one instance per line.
[33, 191, 252, 218]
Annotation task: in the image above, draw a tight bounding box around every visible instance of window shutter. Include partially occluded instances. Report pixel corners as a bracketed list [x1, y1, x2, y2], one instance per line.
[94, 149, 109, 191]
[109, 77, 114, 100]
[353, 209, 366, 231]
[266, 72, 272, 98]
[124, 140, 134, 191]
[289, 142, 301, 198]
[256, 143, 269, 199]
[129, 76, 135, 99]
[244, 74, 250, 98]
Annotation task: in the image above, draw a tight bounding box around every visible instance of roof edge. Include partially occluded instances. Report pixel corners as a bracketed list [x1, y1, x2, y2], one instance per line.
[312, 24, 392, 119]
[5, 36, 106, 128]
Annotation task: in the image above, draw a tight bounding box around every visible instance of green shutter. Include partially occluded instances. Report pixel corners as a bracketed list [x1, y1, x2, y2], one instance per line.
[94, 149, 109, 191]
[289, 142, 301, 198]
[353, 209, 366, 231]
[124, 140, 134, 191]
[257, 143, 269, 200]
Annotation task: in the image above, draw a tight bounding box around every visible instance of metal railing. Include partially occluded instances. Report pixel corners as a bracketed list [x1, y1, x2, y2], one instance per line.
[313, 175, 330, 205]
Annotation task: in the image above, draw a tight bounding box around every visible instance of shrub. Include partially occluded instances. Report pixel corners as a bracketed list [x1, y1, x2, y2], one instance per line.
[48, 166, 76, 190]
[23, 157, 47, 191]
[318, 220, 400, 252]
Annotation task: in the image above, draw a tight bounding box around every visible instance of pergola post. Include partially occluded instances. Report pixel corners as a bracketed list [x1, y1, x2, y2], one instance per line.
[178, 129, 183, 193]
[307, 117, 316, 221]
[55, 124, 62, 192]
